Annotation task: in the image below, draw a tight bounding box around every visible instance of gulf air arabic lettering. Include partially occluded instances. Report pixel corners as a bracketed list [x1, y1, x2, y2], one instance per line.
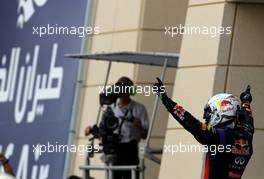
[17, 0, 48, 28]
[0, 43, 63, 124]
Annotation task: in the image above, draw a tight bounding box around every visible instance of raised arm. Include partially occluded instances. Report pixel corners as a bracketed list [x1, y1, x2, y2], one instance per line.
[237, 85, 254, 134]
[154, 78, 218, 145]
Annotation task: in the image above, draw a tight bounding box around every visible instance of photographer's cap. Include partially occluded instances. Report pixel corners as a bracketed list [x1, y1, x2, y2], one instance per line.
[116, 76, 136, 96]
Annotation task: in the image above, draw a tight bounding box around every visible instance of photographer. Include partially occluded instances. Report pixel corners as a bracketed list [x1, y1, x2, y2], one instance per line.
[85, 76, 149, 179]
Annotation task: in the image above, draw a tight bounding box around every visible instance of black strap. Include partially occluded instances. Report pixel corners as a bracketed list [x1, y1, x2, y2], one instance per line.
[215, 116, 235, 128]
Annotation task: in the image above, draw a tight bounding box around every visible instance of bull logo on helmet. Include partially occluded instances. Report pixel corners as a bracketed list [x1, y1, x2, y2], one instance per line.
[216, 99, 234, 112]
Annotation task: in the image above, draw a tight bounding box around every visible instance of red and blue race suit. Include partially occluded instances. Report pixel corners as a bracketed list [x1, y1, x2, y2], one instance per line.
[161, 94, 254, 179]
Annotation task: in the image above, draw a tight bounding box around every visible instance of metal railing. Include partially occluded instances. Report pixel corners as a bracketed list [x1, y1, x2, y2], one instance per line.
[80, 145, 162, 179]
[80, 165, 141, 179]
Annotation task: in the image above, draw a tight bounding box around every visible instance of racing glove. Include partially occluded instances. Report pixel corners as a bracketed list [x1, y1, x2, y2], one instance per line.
[240, 85, 252, 104]
[153, 77, 177, 113]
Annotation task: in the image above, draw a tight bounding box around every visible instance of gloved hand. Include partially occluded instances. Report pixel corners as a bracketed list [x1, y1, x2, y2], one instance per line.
[153, 77, 166, 97]
[153, 77, 177, 112]
[240, 85, 252, 103]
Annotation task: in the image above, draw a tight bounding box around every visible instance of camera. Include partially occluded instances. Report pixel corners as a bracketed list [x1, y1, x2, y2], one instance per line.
[90, 84, 134, 155]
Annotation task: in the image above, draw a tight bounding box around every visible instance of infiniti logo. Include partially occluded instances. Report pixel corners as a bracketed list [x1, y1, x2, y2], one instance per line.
[235, 157, 245, 165]
[17, 0, 48, 29]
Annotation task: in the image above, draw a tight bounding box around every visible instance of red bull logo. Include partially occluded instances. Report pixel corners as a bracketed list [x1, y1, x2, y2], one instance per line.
[235, 139, 248, 148]
[232, 139, 250, 155]
[216, 99, 234, 112]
